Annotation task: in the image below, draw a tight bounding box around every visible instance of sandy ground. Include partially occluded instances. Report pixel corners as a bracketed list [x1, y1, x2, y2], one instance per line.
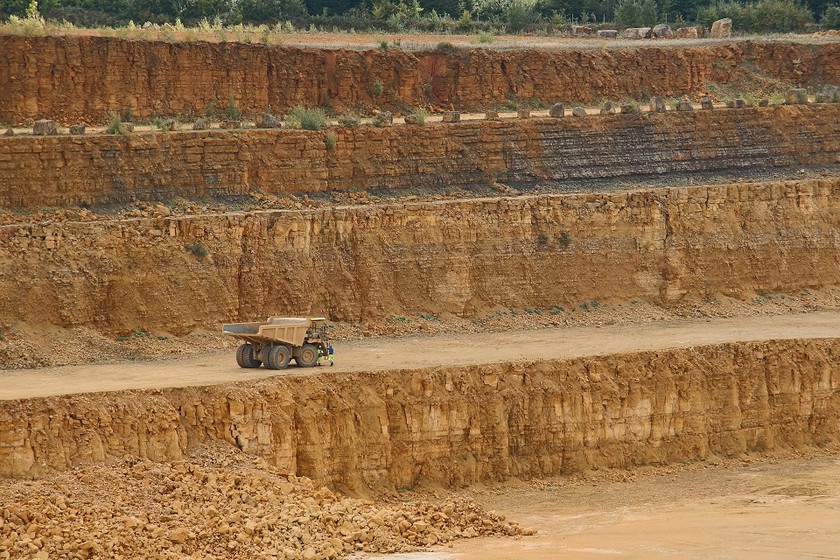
[2, 310, 838, 400]
[412, 454, 840, 560]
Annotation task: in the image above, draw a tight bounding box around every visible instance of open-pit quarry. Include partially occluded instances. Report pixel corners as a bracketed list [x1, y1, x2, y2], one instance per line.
[1, 32, 840, 560]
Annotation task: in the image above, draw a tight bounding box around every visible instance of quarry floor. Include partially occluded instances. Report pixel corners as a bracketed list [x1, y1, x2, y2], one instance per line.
[2, 310, 840, 400]
[399, 453, 840, 560]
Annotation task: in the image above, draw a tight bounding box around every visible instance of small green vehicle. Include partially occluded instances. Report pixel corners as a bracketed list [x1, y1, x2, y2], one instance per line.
[222, 316, 330, 370]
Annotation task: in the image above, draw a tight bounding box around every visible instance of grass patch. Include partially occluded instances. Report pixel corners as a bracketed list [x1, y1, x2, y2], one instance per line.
[324, 131, 337, 150]
[105, 111, 127, 135]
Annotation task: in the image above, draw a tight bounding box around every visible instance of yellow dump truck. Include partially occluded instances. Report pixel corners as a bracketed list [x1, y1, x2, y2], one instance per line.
[223, 317, 330, 370]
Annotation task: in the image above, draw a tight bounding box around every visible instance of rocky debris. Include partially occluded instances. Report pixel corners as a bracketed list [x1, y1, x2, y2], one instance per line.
[758, 99, 769, 107]
[817, 85, 839, 103]
[516, 109, 530, 119]
[255, 112, 281, 128]
[549, 103, 565, 117]
[652, 24, 673, 38]
[786, 88, 808, 105]
[193, 117, 211, 130]
[597, 30, 618, 38]
[571, 106, 587, 117]
[0, 451, 528, 560]
[69, 123, 86, 135]
[32, 119, 57, 136]
[3, 127, 13, 136]
[621, 27, 652, 39]
[731, 98, 747, 108]
[571, 25, 594, 37]
[337, 114, 361, 128]
[650, 96, 667, 112]
[700, 97, 714, 110]
[600, 101, 619, 115]
[675, 99, 694, 112]
[710, 18, 732, 38]
[484, 111, 500, 120]
[675, 25, 704, 38]
[220, 120, 241, 129]
[123, 122, 135, 132]
[620, 103, 640, 114]
[442, 111, 461, 123]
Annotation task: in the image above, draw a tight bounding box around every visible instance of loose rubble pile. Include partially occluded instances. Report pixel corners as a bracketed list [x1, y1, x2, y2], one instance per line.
[0, 448, 528, 560]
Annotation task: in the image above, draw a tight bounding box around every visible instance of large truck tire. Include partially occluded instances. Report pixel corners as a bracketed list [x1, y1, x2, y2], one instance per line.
[295, 343, 319, 367]
[235, 344, 262, 368]
[265, 344, 292, 370]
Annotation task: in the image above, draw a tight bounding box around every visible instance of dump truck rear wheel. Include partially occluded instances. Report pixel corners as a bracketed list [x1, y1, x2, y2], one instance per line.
[235, 344, 261, 368]
[265, 344, 291, 370]
[296, 343, 319, 367]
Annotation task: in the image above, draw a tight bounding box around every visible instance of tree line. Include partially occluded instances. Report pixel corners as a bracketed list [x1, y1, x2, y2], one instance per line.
[2, 0, 838, 32]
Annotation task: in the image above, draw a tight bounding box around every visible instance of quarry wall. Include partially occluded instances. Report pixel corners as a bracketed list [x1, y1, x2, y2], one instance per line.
[1, 178, 839, 335]
[1, 35, 839, 123]
[1, 104, 839, 209]
[1, 338, 838, 488]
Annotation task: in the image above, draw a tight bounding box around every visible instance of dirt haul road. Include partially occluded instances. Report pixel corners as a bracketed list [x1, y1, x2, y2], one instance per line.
[2, 311, 839, 400]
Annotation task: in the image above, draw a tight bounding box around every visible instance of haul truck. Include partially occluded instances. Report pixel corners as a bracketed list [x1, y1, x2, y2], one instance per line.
[223, 317, 330, 370]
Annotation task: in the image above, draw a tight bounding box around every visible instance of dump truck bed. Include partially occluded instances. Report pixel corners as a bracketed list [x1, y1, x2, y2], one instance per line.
[223, 317, 326, 348]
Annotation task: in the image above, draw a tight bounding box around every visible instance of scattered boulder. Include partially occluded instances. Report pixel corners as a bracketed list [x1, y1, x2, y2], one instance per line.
[600, 101, 619, 115]
[622, 27, 653, 39]
[597, 29, 618, 38]
[193, 117, 211, 130]
[337, 114, 361, 128]
[33, 119, 57, 136]
[675, 25, 704, 38]
[650, 96, 667, 113]
[700, 97, 714, 110]
[403, 114, 420, 124]
[571, 106, 588, 117]
[123, 122, 135, 132]
[485, 111, 500, 120]
[571, 25, 594, 37]
[4, 127, 14, 136]
[549, 103, 565, 117]
[621, 103, 640, 114]
[142, 21, 154, 29]
[69, 123, 86, 135]
[652, 24, 673, 38]
[516, 108, 531, 119]
[675, 99, 694, 112]
[816, 84, 839, 103]
[733, 98, 747, 108]
[710, 18, 732, 38]
[220, 120, 241, 129]
[758, 99, 769, 107]
[786, 88, 808, 105]
[254, 112, 280, 128]
[442, 111, 461, 123]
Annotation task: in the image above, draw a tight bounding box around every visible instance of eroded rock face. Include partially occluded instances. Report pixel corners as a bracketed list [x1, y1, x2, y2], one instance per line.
[1, 177, 839, 339]
[1, 35, 837, 123]
[32, 119, 57, 135]
[4, 105, 836, 209]
[1, 338, 839, 487]
[675, 25, 705, 38]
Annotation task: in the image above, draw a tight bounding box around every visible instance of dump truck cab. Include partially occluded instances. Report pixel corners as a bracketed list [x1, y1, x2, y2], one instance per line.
[223, 316, 330, 370]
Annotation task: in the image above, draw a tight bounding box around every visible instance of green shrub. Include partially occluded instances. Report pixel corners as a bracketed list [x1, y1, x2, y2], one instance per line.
[473, 30, 494, 43]
[823, 4, 840, 28]
[185, 242, 208, 259]
[105, 111, 126, 135]
[324, 131, 337, 149]
[226, 95, 241, 120]
[435, 41, 457, 53]
[337, 114, 361, 128]
[285, 106, 329, 131]
[412, 109, 426, 124]
[372, 80, 384, 98]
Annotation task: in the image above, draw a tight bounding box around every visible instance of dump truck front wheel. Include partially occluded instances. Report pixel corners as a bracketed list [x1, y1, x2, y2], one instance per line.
[296, 343, 319, 367]
[265, 344, 292, 370]
[235, 344, 262, 368]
